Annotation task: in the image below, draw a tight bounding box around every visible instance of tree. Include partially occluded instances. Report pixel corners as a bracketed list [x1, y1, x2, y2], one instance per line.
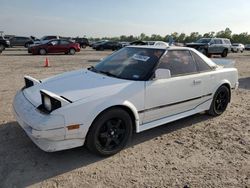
[216, 28, 232, 39]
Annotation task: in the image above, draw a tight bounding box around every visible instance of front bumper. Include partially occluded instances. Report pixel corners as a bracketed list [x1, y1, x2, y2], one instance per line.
[13, 91, 84, 152]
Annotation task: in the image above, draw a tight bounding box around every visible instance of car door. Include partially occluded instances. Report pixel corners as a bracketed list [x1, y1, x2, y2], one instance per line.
[59, 40, 70, 52]
[47, 40, 60, 53]
[143, 50, 209, 124]
[208, 39, 217, 54]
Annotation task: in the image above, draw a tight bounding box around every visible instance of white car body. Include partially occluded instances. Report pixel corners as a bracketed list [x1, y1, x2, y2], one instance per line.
[13, 46, 238, 152]
[231, 43, 245, 53]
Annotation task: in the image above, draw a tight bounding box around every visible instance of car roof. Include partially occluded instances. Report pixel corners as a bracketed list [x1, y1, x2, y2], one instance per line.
[126, 45, 217, 67]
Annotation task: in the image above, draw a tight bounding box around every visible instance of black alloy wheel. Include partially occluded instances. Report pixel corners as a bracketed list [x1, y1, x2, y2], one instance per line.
[208, 85, 230, 116]
[86, 108, 132, 156]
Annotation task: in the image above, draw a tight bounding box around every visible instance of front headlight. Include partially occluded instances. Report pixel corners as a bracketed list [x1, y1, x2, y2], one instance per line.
[39, 89, 71, 113]
[43, 94, 52, 111]
[24, 75, 41, 89]
[40, 91, 62, 113]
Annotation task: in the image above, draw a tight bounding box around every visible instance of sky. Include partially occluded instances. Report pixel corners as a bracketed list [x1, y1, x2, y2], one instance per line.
[1, 0, 250, 38]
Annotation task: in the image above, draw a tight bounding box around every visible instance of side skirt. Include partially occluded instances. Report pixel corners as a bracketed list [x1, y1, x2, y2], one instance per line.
[137, 98, 212, 133]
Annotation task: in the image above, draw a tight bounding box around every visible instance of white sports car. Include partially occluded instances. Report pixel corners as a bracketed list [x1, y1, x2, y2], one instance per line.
[13, 46, 238, 156]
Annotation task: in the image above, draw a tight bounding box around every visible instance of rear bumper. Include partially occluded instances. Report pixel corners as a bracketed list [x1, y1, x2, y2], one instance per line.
[13, 91, 84, 152]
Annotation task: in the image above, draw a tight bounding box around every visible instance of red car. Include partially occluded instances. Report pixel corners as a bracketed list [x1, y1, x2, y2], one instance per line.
[28, 39, 80, 55]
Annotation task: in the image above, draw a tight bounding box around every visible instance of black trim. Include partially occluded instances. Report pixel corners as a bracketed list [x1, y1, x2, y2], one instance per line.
[60, 96, 73, 103]
[138, 93, 212, 114]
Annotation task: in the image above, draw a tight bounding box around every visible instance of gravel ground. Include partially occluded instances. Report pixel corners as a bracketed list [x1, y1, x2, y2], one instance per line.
[0, 48, 249, 188]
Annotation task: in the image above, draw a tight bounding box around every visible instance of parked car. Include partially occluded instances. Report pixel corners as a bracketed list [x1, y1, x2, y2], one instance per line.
[32, 35, 60, 45]
[231, 43, 244, 53]
[9, 36, 35, 48]
[91, 40, 109, 49]
[245, 44, 250, 51]
[28, 39, 80, 55]
[95, 41, 122, 51]
[13, 46, 238, 156]
[73, 37, 89, 48]
[130, 40, 147, 45]
[0, 36, 10, 51]
[186, 38, 232, 57]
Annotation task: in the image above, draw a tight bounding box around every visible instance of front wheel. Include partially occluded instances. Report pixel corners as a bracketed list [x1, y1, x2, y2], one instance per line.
[86, 108, 133, 156]
[39, 48, 47, 55]
[208, 85, 230, 116]
[69, 48, 76, 55]
[221, 49, 228, 57]
[0, 44, 5, 51]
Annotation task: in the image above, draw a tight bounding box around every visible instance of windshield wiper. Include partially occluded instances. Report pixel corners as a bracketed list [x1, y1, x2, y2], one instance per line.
[87, 65, 98, 72]
[99, 70, 120, 79]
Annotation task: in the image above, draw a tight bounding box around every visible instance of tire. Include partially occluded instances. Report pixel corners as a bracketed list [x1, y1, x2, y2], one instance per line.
[24, 43, 29, 48]
[221, 49, 228, 57]
[86, 108, 133, 156]
[200, 48, 208, 56]
[0, 44, 5, 51]
[69, 48, 76, 55]
[208, 85, 230, 116]
[39, 48, 47, 55]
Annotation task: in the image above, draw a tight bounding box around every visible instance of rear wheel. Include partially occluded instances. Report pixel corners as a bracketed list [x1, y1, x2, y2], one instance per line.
[86, 108, 132, 156]
[39, 48, 47, 55]
[208, 85, 230, 116]
[221, 49, 228, 57]
[0, 44, 5, 51]
[69, 48, 76, 55]
[24, 43, 30, 48]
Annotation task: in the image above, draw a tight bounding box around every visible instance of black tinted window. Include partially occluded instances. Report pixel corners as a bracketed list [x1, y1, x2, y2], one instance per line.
[191, 51, 212, 72]
[158, 50, 198, 76]
[214, 39, 222, 44]
[60, 40, 70, 45]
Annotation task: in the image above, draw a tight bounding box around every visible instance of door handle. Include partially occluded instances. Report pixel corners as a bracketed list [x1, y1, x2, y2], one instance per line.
[193, 79, 202, 85]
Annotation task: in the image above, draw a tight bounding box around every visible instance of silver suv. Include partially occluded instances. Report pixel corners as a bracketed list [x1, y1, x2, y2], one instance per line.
[186, 38, 232, 57]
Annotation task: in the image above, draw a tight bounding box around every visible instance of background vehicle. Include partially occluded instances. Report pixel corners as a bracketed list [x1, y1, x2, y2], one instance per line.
[28, 39, 80, 55]
[91, 40, 109, 49]
[244, 44, 250, 51]
[94, 41, 122, 51]
[73, 37, 89, 48]
[231, 43, 244, 53]
[186, 38, 232, 57]
[9, 36, 34, 48]
[32, 35, 60, 45]
[0, 36, 10, 51]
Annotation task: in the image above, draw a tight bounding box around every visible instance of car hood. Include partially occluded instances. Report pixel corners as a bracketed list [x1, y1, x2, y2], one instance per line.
[23, 69, 136, 107]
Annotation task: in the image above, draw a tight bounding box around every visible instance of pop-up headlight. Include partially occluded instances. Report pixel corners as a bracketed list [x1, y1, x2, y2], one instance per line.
[24, 75, 41, 89]
[39, 90, 71, 113]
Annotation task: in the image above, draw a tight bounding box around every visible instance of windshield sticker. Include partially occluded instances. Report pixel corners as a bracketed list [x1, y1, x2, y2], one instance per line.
[132, 75, 140, 79]
[132, 54, 150, 62]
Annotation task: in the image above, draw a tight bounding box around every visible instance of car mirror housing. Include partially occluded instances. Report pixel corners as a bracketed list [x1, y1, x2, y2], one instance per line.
[154, 68, 171, 80]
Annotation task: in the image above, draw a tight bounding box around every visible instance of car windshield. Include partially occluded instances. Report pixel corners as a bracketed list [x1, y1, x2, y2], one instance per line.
[91, 47, 165, 81]
[196, 38, 211, 43]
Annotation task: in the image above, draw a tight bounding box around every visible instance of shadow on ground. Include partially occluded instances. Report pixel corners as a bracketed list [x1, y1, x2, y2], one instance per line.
[239, 77, 250, 90]
[0, 114, 211, 187]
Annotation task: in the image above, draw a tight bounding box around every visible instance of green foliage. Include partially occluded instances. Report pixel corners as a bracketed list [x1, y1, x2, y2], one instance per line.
[90, 28, 250, 44]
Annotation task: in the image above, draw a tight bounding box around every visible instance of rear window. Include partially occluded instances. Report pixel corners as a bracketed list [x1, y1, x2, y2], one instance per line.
[191, 51, 212, 72]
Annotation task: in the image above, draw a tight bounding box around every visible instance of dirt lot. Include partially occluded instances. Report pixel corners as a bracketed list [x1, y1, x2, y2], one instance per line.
[0, 48, 249, 188]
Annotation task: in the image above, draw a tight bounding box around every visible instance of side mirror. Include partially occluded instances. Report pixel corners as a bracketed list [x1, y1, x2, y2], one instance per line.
[154, 68, 171, 79]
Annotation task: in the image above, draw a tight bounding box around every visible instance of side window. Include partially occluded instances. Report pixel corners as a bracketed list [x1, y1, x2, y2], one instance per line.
[50, 40, 59, 45]
[158, 50, 198, 77]
[60, 40, 70, 45]
[214, 39, 222, 44]
[191, 51, 212, 72]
